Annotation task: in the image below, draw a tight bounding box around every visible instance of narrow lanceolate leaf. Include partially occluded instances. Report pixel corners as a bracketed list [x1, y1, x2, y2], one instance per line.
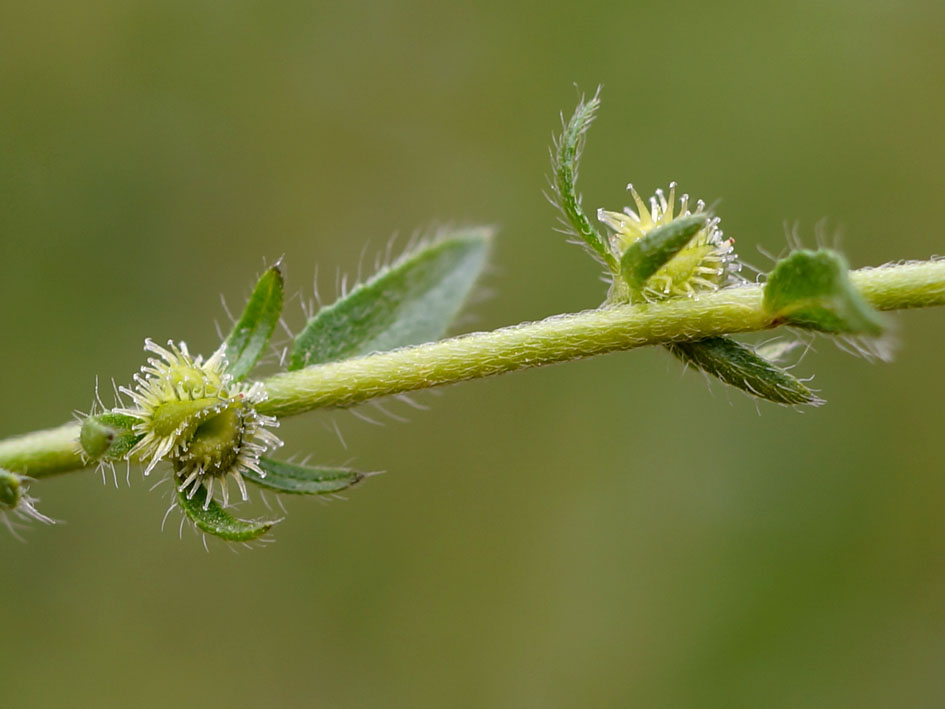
[764, 250, 885, 335]
[550, 89, 617, 270]
[79, 412, 142, 461]
[243, 458, 366, 495]
[223, 265, 284, 380]
[667, 336, 822, 406]
[619, 214, 707, 295]
[289, 230, 491, 370]
[176, 484, 277, 542]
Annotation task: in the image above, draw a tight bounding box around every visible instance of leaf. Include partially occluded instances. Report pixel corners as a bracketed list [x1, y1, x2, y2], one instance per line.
[223, 265, 284, 380]
[79, 412, 143, 461]
[549, 88, 617, 270]
[763, 250, 885, 335]
[619, 214, 707, 295]
[176, 483, 277, 542]
[289, 230, 491, 369]
[667, 336, 822, 406]
[243, 457, 366, 495]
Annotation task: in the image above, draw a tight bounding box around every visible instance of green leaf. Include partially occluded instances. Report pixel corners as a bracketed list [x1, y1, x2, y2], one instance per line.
[550, 88, 617, 270]
[763, 250, 885, 335]
[176, 484, 277, 542]
[243, 457, 366, 495]
[667, 336, 822, 406]
[289, 230, 491, 369]
[79, 412, 143, 461]
[223, 265, 284, 380]
[619, 214, 707, 295]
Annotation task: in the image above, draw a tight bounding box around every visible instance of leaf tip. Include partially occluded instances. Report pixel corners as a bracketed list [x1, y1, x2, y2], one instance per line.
[764, 249, 886, 336]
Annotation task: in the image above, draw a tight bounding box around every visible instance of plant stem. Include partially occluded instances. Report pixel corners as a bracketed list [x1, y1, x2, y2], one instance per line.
[0, 424, 84, 480]
[259, 260, 945, 415]
[2, 259, 943, 478]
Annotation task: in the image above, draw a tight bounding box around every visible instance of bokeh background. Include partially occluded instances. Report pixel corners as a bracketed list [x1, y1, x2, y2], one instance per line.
[2, 1, 945, 707]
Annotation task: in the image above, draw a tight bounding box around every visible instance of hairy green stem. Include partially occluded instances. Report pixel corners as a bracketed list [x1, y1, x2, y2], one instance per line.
[0, 423, 84, 480]
[2, 260, 943, 478]
[259, 260, 945, 415]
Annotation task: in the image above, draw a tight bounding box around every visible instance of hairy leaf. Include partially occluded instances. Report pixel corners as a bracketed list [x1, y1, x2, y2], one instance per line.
[764, 250, 885, 335]
[243, 458, 366, 495]
[619, 214, 707, 295]
[177, 484, 277, 542]
[223, 265, 284, 380]
[289, 230, 490, 369]
[550, 89, 617, 269]
[667, 336, 822, 406]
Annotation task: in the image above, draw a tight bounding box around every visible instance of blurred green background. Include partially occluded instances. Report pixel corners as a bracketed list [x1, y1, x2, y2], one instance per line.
[2, 1, 945, 707]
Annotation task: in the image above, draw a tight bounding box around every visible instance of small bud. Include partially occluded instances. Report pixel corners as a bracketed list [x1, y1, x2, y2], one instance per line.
[115, 339, 282, 509]
[0, 468, 55, 538]
[79, 412, 142, 462]
[598, 183, 739, 303]
[619, 214, 709, 297]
